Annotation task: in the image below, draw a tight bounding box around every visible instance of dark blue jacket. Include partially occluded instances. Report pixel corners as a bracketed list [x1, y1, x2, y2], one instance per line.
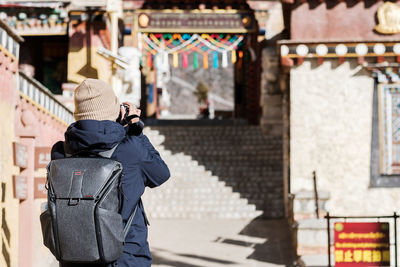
[51, 120, 170, 267]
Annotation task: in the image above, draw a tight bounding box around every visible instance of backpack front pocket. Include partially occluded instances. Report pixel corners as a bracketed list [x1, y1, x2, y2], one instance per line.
[95, 207, 124, 263]
[40, 209, 58, 258]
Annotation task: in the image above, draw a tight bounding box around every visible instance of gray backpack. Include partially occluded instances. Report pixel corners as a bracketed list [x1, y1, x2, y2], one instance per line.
[40, 145, 138, 264]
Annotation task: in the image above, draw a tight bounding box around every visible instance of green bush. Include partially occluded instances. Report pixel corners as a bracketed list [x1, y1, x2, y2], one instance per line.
[194, 82, 209, 103]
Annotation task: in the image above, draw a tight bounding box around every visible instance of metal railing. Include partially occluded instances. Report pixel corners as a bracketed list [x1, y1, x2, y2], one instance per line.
[18, 72, 74, 125]
[313, 171, 319, 219]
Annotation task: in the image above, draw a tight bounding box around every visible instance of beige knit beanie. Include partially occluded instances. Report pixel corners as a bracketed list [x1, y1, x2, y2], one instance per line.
[73, 79, 120, 121]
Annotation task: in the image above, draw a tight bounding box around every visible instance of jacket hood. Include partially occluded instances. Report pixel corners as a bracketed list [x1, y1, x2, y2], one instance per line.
[65, 120, 126, 153]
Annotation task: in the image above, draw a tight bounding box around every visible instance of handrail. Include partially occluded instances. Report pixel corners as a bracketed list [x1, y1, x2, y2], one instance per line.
[18, 72, 74, 125]
[0, 19, 23, 43]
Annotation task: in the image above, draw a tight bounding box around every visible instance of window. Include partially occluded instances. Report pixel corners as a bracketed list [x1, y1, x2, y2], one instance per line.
[379, 84, 400, 175]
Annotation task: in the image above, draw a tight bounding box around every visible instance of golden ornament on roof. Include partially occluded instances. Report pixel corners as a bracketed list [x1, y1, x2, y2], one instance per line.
[138, 13, 149, 28]
[375, 2, 400, 34]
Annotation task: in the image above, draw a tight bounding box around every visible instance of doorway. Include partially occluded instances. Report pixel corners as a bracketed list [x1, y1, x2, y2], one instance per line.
[19, 35, 68, 94]
[140, 33, 255, 121]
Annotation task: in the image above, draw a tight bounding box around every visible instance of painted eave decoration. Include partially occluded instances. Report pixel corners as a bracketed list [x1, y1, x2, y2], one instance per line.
[70, 0, 107, 8]
[282, 0, 399, 5]
[0, 3, 69, 36]
[136, 9, 256, 34]
[279, 41, 400, 66]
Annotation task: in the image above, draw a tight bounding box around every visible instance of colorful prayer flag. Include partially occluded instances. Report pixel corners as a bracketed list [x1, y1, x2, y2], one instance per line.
[182, 53, 188, 68]
[193, 52, 198, 69]
[222, 51, 228, 68]
[173, 52, 179, 68]
[231, 50, 237, 64]
[213, 52, 219, 69]
[203, 53, 208, 69]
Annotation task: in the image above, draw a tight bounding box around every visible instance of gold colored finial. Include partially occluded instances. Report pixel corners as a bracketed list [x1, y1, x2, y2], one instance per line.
[375, 2, 400, 34]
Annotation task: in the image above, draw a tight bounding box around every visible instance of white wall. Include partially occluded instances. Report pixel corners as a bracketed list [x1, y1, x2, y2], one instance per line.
[290, 59, 400, 215]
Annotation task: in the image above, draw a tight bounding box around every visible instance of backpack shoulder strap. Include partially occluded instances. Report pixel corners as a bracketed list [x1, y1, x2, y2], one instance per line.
[63, 142, 73, 158]
[98, 144, 119, 158]
[123, 200, 140, 239]
[64, 143, 120, 158]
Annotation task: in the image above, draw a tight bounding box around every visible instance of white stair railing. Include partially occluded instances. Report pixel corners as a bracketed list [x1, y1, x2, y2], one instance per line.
[18, 71, 74, 125]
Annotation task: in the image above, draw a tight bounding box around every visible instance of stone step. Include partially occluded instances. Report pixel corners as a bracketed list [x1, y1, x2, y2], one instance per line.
[161, 179, 226, 186]
[166, 179, 281, 186]
[144, 194, 241, 200]
[157, 148, 282, 154]
[160, 147, 280, 152]
[149, 140, 279, 145]
[195, 166, 283, 171]
[194, 159, 283, 164]
[145, 200, 255, 207]
[146, 126, 269, 131]
[144, 200, 253, 208]
[147, 139, 280, 144]
[143, 125, 284, 219]
[144, 196, 284, 207]
[175, 173, 282, 179]
[158, 137, 281, 141]
[146, 132, 280, 138]
[146, 188, 237, 195]
[146, 210, 263, 219]
[169, 178, 282, 184]
[145, 135, 269, 138]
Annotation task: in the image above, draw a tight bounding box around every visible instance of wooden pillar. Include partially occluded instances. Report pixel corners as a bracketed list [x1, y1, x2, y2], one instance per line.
[245, 33, 262, 125]
[280, 69, 291, 218]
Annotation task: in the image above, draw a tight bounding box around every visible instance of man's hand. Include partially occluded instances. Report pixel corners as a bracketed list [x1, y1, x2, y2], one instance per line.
[120, 102, 141, 124]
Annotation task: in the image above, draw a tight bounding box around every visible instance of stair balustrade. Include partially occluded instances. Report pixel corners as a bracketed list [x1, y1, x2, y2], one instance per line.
[18, 72, 74, 125]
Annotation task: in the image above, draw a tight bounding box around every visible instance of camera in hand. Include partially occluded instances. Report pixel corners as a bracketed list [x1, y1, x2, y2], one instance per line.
[118, 104, 144, 135]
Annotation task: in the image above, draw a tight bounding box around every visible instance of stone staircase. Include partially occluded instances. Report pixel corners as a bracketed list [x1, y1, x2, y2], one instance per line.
[142, 124, 284, 219]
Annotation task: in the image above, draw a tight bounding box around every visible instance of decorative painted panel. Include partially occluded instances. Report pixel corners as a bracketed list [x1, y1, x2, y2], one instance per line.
[0, 7, 69, 36]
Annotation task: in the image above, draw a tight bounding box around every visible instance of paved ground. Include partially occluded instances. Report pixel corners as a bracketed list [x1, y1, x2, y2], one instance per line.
[43, 218, 296, 267]
[148, 218, 296, 267]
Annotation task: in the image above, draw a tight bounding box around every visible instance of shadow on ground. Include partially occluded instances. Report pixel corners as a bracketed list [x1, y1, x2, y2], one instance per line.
[240, 218, 296, 265]
[152, 254, 203, 267]
[152, 248, 237, 266]
[213, 218, 297, 266]
[151, 218, 297, 266]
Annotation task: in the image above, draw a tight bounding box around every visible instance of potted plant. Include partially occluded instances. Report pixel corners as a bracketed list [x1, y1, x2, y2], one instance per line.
[194, 82, 210, 119]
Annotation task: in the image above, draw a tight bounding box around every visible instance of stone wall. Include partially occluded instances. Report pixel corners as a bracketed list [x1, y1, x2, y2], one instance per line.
[0, 84, 19, 267]
[257, 0, 285, 134]
[0, 26, 69, 265]
[15, 79, 68, 267]
[290, 59, 400, 216]
[0, 22, 22, 267]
